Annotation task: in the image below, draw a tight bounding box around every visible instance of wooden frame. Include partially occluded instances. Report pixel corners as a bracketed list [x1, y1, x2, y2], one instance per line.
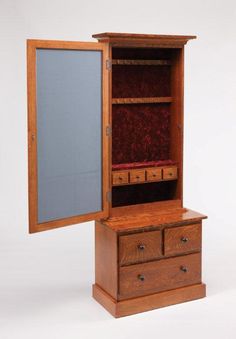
[27, 39, 110, 233]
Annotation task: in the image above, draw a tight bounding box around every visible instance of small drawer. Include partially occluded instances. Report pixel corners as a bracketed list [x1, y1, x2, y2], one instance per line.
[130, 169, 145, 183]
[146, 168, 162, 182]
[164, 224, 201, 256]
[119, 253, 201, 299]
[119, 230, 162, 266]
[163, 166, 178, 180]
[112, 171, 129, 185]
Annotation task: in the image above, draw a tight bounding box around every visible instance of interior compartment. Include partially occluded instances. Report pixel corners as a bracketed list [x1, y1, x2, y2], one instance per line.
[112, 181, 177, 207]
[111, 47, 177, 207]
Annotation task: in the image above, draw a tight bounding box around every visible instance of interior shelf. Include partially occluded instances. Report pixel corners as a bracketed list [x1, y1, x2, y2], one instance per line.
[112, 97, 172, 104]
[112, 59, 171, 66]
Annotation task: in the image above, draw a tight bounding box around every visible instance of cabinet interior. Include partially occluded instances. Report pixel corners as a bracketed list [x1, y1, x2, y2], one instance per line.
[111, 47, 182, 207]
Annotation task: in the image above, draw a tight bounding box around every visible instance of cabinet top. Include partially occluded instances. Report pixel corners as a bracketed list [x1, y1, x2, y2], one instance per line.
[92, 32, 196, 47]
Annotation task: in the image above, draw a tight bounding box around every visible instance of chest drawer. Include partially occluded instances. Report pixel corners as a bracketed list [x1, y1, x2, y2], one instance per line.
[146, 168, 162, 182]
[163, 166, 178, 180]
[129, 169, 145, 183]
[119, 230, 162, 266]
[164, 224, 201, 256]
[119, 253, 201, 299]
[112, 171, 129, 185]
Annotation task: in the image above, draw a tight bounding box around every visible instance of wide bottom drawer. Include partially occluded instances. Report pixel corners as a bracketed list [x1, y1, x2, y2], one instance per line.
[119, 253, 201, 300]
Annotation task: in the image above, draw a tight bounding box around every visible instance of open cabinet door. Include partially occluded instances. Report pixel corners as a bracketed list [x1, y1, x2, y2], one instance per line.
[27, 40, 109, 233]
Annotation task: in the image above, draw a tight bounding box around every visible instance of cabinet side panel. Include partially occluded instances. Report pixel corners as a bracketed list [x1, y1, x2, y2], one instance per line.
[170, 48, 184, 203]
[95, 221, 118, 299]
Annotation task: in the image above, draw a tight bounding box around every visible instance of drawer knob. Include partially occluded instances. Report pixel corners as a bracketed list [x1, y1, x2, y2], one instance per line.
[138, 274, 145, 281]
[181, 237, 189, 243]
[136, 176, 140, 179]
[119, 177, 123, 180]
[169, 172, 173, 176]
[137, 244, 146, 250]
[180, 266, 188, 273]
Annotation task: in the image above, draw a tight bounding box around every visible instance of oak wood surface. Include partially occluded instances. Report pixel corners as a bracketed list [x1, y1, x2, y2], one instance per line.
[27, 40, 110, 233]
[164, 223, 202, 256]
[129, 169, 146, 184]
[112, 97, 172, 104]
[95, 221, 118, 299]
[146, 168, 162, 182]
[93, 33, 196, 48]
[119, 230, 162, 266]
[93, 283, 206, 318]
[112, 166, 177, 186]
[112, 59, 172, 66]
[112, 171, 129, 186]
[105, 207, 207, 233]
[119, 253, 201, 299]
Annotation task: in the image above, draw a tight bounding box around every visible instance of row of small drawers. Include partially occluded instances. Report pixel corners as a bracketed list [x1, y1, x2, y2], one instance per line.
[118, 223, 202, 299]
[112, 166, 178, 186]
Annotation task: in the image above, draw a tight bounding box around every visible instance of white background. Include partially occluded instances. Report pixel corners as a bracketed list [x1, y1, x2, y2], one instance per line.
[1, 0, 236, 338]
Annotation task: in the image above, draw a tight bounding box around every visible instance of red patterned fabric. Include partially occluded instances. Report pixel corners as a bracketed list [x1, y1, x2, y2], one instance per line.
[112, 103, 171, 165]
[112, 65, 170, 98]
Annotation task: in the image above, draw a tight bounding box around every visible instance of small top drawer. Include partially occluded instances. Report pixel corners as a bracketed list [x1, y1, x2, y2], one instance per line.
[163, 166, 178, 180]
[129, 169, 145, 183]
[164, 223, 201, 256]
[146, 168, 162, 182]
[112, 171, 129, 185]
[119, 230, 162, 266]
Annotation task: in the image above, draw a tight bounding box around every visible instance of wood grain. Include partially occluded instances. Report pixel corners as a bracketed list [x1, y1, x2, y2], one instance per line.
[119, 230, 162, 266]
[119, 253, 201, 299]
[107, 207, 207, 233]
[93, 283, 206, 318]
[93, 32, 196, 48]
[112, 59, 172, 66]
[95, 221, 118, 299]
[27, 40, 110, 233]
[112, 97, 172, 104]
[164, 223, 202, 256]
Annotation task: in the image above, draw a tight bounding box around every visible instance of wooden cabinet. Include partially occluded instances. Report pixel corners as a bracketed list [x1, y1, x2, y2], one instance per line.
[27, 32, 207, 317]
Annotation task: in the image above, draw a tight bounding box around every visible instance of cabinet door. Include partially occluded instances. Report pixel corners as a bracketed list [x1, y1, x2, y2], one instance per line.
[27, 40, 109, 233]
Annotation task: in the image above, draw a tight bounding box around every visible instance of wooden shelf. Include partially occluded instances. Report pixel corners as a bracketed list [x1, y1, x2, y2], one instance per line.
[112, 97, 172, 104]
[112, 59, 171, 66]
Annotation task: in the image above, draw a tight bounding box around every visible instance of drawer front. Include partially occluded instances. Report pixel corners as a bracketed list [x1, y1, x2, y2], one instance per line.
[112, 171, 129, 185]
[119, 253, 201, 299]
[146, 168, 162, 182]
[163, 166, 178, 180]
[119, 230, 162, 266]
[164, 224, 201, 256]
[130, 169, 145, 183]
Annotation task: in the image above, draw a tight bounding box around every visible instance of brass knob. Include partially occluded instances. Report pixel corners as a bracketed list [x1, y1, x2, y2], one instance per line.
[180, 266, 188, 273]
[169, 172, 173, 176]
[138, 274, 145, 281]
[138, 244, 146, 250]
[181, 237, 188, 243]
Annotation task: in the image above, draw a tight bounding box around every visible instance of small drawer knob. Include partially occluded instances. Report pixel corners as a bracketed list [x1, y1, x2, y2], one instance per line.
[180, 266, 188, 273]
[138, 274, 145, 281]
[181, 237, 189, 243]
[138, 244, 146, 250]
[118, 177, 123, 181]
[136, 176, 140, 179]
[169, 172, 173, 176]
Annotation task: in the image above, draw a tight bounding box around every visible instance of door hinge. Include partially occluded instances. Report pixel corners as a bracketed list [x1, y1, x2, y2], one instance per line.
[106, 59, 112, 71]
[106, 191, 112, 203]
[106, 125, 112, 136]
